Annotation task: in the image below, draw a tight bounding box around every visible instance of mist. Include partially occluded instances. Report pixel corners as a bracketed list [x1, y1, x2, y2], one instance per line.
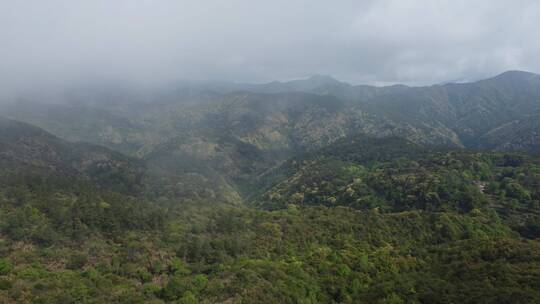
[2, 0, 540, 100]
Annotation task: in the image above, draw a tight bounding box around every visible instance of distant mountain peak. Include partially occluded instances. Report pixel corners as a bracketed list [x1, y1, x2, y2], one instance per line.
[491, 70, 539, 81]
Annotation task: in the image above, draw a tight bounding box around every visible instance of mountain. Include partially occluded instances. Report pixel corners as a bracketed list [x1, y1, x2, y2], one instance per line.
[358, 71, 540, 146]
[242, 74, 352, 95]
[0, 102, 158, 156]
[5, 71, 540, 156]
[1, 90, 461, 204]
[250, 71, 540, 151]
[140, 91, 464, 202]
[4, 71, 540, 205]
[477, 112, 540, 154]
[0, 116, 145, 194]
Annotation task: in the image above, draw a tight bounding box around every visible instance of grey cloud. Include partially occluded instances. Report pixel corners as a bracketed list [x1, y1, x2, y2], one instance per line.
[1, 0, 539, 97]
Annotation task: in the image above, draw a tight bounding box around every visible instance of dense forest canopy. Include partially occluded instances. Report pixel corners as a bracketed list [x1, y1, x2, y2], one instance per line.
[0, 101, 540, 303]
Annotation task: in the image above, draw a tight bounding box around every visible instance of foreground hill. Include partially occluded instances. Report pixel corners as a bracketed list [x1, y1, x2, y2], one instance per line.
[0, 123, 539, 303]
[0, 116, 163, 248]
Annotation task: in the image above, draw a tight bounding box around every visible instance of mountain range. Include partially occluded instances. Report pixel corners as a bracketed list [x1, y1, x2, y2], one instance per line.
[2, 70, 540, 203]
[1, 72, 540, 302]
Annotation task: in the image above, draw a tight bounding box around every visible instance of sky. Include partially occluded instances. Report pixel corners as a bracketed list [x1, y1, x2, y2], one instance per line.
[1, 0, 540, 96]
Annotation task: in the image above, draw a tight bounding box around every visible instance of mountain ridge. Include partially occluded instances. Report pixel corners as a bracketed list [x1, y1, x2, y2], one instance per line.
[2, 70, 540, 204]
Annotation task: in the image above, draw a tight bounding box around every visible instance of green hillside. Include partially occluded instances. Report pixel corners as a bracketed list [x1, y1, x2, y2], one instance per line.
[1, 71, 540, 303]
[0, 118, 539, 303]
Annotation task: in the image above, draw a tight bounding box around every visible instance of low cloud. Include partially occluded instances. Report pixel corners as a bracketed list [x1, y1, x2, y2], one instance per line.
[1, 0, 539, 98]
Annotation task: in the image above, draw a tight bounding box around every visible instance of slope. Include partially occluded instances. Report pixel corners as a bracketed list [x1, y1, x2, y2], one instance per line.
[256, 134, 540, 238]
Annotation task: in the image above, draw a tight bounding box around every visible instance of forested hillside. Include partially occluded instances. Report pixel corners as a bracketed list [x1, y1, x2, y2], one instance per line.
[0, 117, 145, 194]
[1, 71, 540, 303]
[0, 116, 539, 303]
[257, 135, 540, 238]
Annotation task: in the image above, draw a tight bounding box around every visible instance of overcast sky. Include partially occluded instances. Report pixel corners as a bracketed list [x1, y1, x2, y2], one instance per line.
[1, 0, 540, 95]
